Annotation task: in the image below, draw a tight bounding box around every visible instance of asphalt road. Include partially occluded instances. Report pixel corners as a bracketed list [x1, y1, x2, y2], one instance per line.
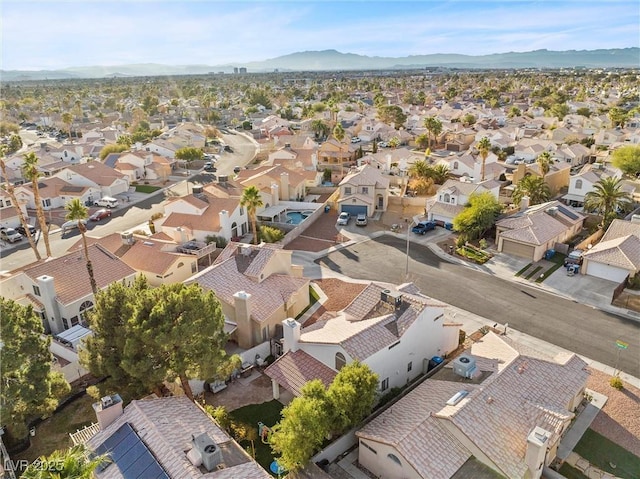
[316, 235, 640, 377]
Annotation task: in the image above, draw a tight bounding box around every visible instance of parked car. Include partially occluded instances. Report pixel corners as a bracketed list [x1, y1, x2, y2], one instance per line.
[336, 212, 351, 226]
[0, 227, 22, 243]
[224, 145, 234, 153]
[16, 224, 37, 236]
[564, 249, 584, 266]
[412, 221, 437, 235]
[94, 196, 119, 208]
[351, 136, 361, 143]
[355, 213, 368, 226]
[89, 209, 112, 221]
[61, 219, 87, 233]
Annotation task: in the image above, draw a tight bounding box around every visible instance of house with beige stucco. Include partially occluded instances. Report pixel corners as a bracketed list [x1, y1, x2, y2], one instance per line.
[337, 164, 390, 217]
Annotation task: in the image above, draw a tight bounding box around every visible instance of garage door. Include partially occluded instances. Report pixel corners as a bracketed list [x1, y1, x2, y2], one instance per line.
[501, 239, 535, 260]
[585, 262, 629, 283]
[341, 205, 367, 216]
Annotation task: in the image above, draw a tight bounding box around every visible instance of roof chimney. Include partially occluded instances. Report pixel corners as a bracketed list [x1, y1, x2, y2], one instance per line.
[520, 195, 530, 211]
[282, 318, 301, 353]
[93, 394, 123, 430]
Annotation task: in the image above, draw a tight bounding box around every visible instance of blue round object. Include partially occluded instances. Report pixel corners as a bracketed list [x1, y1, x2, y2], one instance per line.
[270, 461, 285, 474]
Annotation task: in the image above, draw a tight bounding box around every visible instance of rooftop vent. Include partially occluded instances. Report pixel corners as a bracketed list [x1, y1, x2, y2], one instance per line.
[100, 396, 114, 408]
[380, 289, 402, 308]
[452, 354, 478, 379]
[446, 390, 468, 406]
[121, 231, 134, 246]
[545, 206, 558, 216]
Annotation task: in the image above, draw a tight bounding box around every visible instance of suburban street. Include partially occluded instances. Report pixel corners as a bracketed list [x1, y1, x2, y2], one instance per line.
[316, 235, 640, 377]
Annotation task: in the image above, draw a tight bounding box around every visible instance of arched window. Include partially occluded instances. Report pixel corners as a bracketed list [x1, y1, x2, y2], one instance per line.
[575, 179, 583, 190]
[387, 454, 402, 466]
[453, 161, 459, 170]
[443, 193, 451, 203]
[335, 352, 346, 371]
[79, 300, 94, 324]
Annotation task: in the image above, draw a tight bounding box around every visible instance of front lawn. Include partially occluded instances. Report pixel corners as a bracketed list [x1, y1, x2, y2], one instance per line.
[134, 184, 162, 193]
[229, 400, 284, 474]
[572, 429, 640, 479]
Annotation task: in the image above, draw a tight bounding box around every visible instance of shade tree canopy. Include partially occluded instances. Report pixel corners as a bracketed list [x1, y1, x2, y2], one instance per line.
[453, 192, 503, 241]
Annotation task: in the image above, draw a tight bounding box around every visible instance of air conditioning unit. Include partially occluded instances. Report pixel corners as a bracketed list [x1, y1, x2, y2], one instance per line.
[452, 355, 478, 378]
[192, 433, 222, 472]
[545, 206, 558, 216]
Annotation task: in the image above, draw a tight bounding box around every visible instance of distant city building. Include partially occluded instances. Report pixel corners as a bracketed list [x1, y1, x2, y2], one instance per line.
[239, 67, 247, 74]
[233, 67, 239, 74]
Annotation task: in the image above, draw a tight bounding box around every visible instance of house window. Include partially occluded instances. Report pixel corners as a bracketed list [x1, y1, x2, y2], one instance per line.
[4, 200, 11, 207]
[344, 187, 352, 195]
[33, 285, 41, 296]
[407, 361, 413, 372]
[262, 326, 269, 341]
[387, 454, 402, 466]
[43, 199, 51, 208]
[62, 318, 69, 330]
[453, 161, 459, 169]
[335, 352, 346, 371]
[64, 151, 68, 158]
[381, 378, 389, 391]
[362, 187, 369, 194]
[443, 193, 450, 203]
[240, 207, 244, 215]
[79, 300, 94, 324]
[450, 197, 456, 204]
[191, 262, 197, 274]
[575, 179, 583, 190]
[38, 311, 46, 321]
[70, 316, 79, 327]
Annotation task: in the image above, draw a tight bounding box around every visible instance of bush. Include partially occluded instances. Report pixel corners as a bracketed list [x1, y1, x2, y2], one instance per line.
[610, 375, 624, 390]
[458, 330, 466, 345]
[205, 235, 227, 248]
[150, 212, 163, 221]
[260, 225, 285, 243]
[377, 387, 403, 408]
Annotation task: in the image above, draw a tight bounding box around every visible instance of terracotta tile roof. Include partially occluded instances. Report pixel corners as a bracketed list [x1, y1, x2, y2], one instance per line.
[359, 332, 588, 479]
[87, 396, 269, 479]
[162, 197, 239, 232]
[204, 179, 246, 199]
[301, 283, 447, 361]
[583, 234, 640, 270]
[497, 201, 584, 246]
[339, 165, 389, 188]
[264, 349, 337, 397]
[24, 245, 136, 305]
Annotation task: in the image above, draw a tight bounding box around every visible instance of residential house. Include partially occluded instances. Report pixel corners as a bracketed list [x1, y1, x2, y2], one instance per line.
[53, 161, 130, 198]
[581, 219, 640, 282]
[236, 165, 308, 202]
[436, 151, 505, 182]
[69, 232, 199, 287]
[0, 245, 136, 334]
[146, 138, 180, 159]
[265, 282, 460, 401]
[426, 179, 501, 225]
[188, 242, 309, 349]
[357, 331, 588, 479]
[113, 151, 174, 182]
[160, 192, 248, 243]
[555, 143, 591, 168]
[85, 395, 270, 479]
[360, 148, 421, 176]
[15, 176, 100, 211]
[337, 164, 390, 216]
[444, 128, 476, 152]
[495, 201, 585, 261]
[510, 160, 571, 196]
[267, 142, 318, 172]
[0, 188, 28, 229]
[318, 139, 357, 174]
[562, 163, 625, 208]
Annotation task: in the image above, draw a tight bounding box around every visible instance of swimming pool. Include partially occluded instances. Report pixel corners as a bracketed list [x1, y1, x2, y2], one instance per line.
[286, 211, 306, 224]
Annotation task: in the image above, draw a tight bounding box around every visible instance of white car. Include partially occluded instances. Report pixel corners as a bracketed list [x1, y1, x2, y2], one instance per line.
[351, 137, 361, 143]
[336, 212, 350, 226]
[355, 214, 368, 226]
[61, 219, 87, 233]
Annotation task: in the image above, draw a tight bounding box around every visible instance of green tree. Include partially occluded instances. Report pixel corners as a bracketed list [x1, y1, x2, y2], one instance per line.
[430, 164, 451, 184]
[125, 283, 230, 401]
[99, 143, 129, 160]
[61, 111, 73, 138]
[584, 177, 632, 229]
[476, 137, 492, 182]
[608, 107, 628, 128]
[332, 123, 345, 142]
[326, 362, 378, 433]
[537, 151, 552, 178]
[260, 225, 285, 243]
[310, 119, 329, 140]
[415, 133, 429, 150]
[512, 175, 551, 206]
[175, 147, 203, 163]
[7, 133, 23, 154]
[453, 192, 502, 241]
[549, 103, 569, 120]
[0, 298, 70, 440]
[21, 445, 108, 479]
[80, 277, 157, 400]
[65, 199, 97, 294]
[22, 152, 52, 257]
[240, 186, 264, 245]
[423, 116, 442, 150]
[270, 380, 331, 471]
[508, 106, 521, 118]
[387, 136, 400, 148]
[576, 107, 592, 118]
[0, 146, 41, 260]
[377, 105, 407, 128]
[408, 159, 431, 178]
[611, 145, 640, 176]
[461, 113, 476, 127]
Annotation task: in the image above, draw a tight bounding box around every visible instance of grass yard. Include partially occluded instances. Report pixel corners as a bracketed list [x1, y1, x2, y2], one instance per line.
[515, 263, 532, 277]
[573, 429, 640, 479]
[229, 400, 284, 475]
[134, 184, 162, 193]
[13, 394, 96, 464]
[525, 266, 542, 280]
[536, 253, 567, 283]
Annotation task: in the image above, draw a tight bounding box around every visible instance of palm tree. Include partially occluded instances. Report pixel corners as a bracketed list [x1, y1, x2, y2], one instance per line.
[240, 186, 264, 245]
[310, 119, 329, 140]
[584, 177, 632, 229]
[22, 152, 52, 257]
[423, 116, 442, 150]
[61, 111, 73, 139]
[537, 151, 552, 178]
[333, 123, 345, 142]
[512, 175, 551, 206]
[0, 147, 41, 260]
[21, 444, 108, 479]
[65, 198, 98, 294]
[476, 137, 492, 182]
[408, 159, 431, 179]
[430, 164, 451, 185]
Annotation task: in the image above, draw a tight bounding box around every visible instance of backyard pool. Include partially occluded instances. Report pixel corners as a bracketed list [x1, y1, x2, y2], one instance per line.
[286, 211, 309, 224]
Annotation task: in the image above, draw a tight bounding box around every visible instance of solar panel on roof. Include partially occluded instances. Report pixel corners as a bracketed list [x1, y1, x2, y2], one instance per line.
[557, 205, 579, 220]
[94, 423, 169, 479]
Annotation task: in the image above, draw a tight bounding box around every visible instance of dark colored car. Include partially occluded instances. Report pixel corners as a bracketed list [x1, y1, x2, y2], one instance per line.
[89, 209, 112, 221]
[412, 221, 437, 235]
[16, 225, 37, 236]
[224, 145, 234, 153]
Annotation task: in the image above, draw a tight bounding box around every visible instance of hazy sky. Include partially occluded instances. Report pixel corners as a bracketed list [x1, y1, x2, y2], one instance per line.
[3, 0, 639, 70]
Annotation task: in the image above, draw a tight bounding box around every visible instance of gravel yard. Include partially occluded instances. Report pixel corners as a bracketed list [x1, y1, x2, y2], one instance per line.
[586, 368, 640, 456]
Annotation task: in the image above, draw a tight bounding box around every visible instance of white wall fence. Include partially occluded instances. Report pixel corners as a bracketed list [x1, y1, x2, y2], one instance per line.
[239, 341, 271, 364]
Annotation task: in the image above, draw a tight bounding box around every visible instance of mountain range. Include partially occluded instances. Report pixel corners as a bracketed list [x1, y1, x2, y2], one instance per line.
[2, 48, 638, 81]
